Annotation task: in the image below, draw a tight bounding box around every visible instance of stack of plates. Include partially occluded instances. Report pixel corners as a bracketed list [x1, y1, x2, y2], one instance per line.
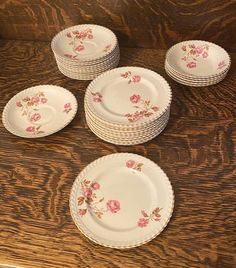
[70, 153, 174, 248]
[165, 40, 231, 87]
[84, 67, 172, 145]
[51, 24, 120, 80]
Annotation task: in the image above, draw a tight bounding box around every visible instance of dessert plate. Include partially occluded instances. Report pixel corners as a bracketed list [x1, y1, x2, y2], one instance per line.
[2, 85, 78, 138]
[70, 153, 174, 248]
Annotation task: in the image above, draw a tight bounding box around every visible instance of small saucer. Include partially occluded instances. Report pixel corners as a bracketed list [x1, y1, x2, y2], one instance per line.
[2, 85, 78, 138]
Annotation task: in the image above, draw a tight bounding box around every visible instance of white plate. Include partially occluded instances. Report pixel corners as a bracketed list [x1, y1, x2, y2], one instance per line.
[54, 44, 120, 67]
[85, 67, 172, 126]
[165, 60, 230, 81]
[85, 107, 170, 137]
[84, 102, 170, 131]
[2, 85, 78, 138]
[86, 118, 169, 145]
[166, 40, 230, 77]
[51, 24, 117, 62]
[57, 55, 120, 74]
[165, 67, 227, 87]
[70, 153, 174, 248]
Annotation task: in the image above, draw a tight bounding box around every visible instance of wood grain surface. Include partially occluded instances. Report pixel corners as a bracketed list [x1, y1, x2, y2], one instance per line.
[0, 0, 236, 50]
[0, 40, 236, 268]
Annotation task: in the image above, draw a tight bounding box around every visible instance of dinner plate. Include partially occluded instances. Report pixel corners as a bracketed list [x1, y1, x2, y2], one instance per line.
[86, 118, 168, 145]
[84, 102, 170, 131]
[85, 67, 172, 126]
[2, 85, 78, 138]
[85, 108, 170, 137]
[70, 153, 174, 248]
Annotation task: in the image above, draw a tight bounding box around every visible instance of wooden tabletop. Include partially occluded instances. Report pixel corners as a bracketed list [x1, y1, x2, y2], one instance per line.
[0, 40, 235, 268]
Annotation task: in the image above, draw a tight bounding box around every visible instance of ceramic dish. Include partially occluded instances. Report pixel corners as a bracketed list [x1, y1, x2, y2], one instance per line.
[2, 85, 78, 138]
[70, 153, 174, 248]
[166, 40, 230, 78]
[85, 67, 172, 126]
[51, 24, 117, 62]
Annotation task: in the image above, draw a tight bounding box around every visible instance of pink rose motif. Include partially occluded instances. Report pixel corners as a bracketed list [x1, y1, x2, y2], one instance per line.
[138, 218, 149, 227]
[181, 45, 186, 51]
[41, 98, 47, 104]
[31, 96, 40, 103]
[132, 75, 141, 83]
[126, 160, 135, 168]
[78, 209, 87, 216]
[186, 61, 196, 68]
[64, 103, 71, 109]
[91, 182, 100, 190]
[30, 113, 41, 122]
[130, 94, 141, 104]
[26, 126, 35, 132]
[92, 92, 102, 103]
[202, 51, 208, 58]
[195, 47, 203, 54]
[93, 97, 102, 103]
[75, 45, 85, 52]
[83, 188, 92, 198]
[80, 32, 87, 38]
[106, 200, 120, 213]
[16, 101, 22, 107]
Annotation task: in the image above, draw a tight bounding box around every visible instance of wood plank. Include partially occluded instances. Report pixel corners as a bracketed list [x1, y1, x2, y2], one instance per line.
[0, 0, 236, 50]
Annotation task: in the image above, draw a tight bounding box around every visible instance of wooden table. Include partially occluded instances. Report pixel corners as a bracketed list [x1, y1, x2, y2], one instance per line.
[0, 40, 235, 268]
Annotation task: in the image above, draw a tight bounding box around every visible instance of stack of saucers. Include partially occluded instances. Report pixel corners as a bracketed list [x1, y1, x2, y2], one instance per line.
[165, 40, 231, 87]
[51, 24, 120, 80]
[84, 67, 172, 145]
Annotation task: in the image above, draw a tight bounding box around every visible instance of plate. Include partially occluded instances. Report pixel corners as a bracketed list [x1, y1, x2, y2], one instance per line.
[165, 66, 227, 87]
[51, 24, 117, 62]
[2, 85, 78, 138]
[85, 67, 172, 126]
[86, 119, 169, 145]
[70, 153, 174, 248]
[85, 102, 170, 131]
[165, 61, 230, 81]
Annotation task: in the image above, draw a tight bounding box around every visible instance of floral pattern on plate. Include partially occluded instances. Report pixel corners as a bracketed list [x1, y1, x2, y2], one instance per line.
[217, 60, 227, 70]
[25, 125, 44, 135]
[77, 178, 120, 219]
[16, 91, 48, 134]
[91, 92, 102, 103]
[126, 159, 143, 171]
[120, 71, 141, 84]
[125, 94, 159, 122]
[63, 103, 72, 113]
[181, 43, 209, 68]
[103, 44, 112, 52]
[64, 28, 93, 58]
[16, 91, 47, 116]
[138, 207, 162, 227]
